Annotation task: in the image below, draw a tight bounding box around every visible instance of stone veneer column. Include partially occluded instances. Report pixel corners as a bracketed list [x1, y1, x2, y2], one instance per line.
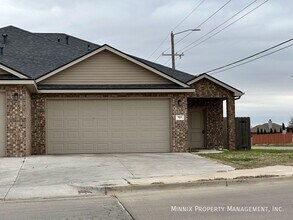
[226, 97, 236, 150]
[171, 95, 188, 152]
[6, 86, 31, 157]
[31, 94, 46, 155]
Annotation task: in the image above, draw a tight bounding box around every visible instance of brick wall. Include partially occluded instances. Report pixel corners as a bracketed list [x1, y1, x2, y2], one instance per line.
[31, 78, 236, 154]
[0, 77, 236, 157]
[0, 85, 31, 157]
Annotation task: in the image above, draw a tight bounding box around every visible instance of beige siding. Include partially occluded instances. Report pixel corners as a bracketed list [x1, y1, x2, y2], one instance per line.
[42, 50, 172, 84]
[47, 99, 171, 154]
[0, 68, 10, 75]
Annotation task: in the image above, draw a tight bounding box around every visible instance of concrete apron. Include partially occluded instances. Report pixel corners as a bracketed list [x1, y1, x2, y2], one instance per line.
[1, 154, 293, 200]
[1, 153, 234, 200]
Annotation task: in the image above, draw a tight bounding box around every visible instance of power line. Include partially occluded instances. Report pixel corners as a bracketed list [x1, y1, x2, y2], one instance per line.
[177, 0, 258, 52]
[181, 0, 268, 53]
[206, 37, 293, 74]
[162, 0, 233, 55]
[173, 0, 206, 31]
[150, 35, 169, 61]
[210, 42, 293, 75]
[197, 0, 233, 28]
[148, 0, 206, 60]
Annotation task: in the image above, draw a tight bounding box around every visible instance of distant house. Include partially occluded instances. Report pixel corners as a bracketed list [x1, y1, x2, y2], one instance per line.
[251, 119, 282, 133]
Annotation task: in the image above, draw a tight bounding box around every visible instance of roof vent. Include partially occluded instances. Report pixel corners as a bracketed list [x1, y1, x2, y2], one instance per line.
[0, 47, 3, 55]
[87, 44, 90, 51]
[57, 38, 61, 42]
[65, 36, 69, 44]
[2, 34, 8, 44]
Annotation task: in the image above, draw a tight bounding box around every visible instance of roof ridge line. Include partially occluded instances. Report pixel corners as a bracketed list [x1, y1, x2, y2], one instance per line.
[34, 32, 100, 52]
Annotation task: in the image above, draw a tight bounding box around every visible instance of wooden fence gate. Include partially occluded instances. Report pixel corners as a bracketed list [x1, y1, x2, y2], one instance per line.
[224, 117, 251, 150]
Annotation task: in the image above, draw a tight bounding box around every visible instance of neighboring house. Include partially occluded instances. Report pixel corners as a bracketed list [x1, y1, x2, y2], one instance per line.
[0, 26, 244, 157]
[251, 119, 282, 133]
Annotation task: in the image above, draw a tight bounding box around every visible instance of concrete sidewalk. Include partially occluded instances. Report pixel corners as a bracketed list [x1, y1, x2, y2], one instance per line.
[73, 165, 293, 195]
[1, 153, 293, 200]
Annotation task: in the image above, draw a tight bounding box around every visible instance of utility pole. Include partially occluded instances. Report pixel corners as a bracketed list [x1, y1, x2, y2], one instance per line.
[171, 31, 176, 69]
[162, 28, 200, 69]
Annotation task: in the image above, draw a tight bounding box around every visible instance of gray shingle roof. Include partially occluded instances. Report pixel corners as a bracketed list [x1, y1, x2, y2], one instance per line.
[130, 56, 195, 83]
[0, 25, 195, 85]
[0, 26, 100, 79]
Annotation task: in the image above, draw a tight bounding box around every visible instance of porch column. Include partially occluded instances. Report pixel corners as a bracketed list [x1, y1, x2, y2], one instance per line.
[171, 95, 188, 152]
[226, 97, 236, 150]
[6, 86, 31, 157]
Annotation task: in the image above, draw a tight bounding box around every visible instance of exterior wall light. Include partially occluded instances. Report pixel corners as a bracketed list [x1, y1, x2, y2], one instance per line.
[177, 99, 182, 106]
[12, 92, 19, 101]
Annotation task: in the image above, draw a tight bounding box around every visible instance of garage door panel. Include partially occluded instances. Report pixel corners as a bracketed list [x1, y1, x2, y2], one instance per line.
[64, 119, 79, 128]
[48, 120, 64, 129]
[81, 119, 97, 128]
[48, 130, 64, 139]
[47, 99, 170, 154]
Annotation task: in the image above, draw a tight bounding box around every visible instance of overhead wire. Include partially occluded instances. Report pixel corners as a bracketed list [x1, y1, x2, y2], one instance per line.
[161, 0, 234, 66]
[181, 0, 268, 53]
[162, 0, 233, 55]
[149, 0, 206, 61]
[201, 38, 293, 75]
[210, 42, 293, 75]
[205, 37, 293, 74]
[177, 0, 258, 51]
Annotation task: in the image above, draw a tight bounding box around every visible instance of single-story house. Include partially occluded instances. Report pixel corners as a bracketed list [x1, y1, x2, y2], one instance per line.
[251, 119, 282, 133]
[0, 26, 244, 157]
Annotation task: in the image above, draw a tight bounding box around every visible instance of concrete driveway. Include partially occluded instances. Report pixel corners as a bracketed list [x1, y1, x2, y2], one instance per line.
[0, 153, 234, 200]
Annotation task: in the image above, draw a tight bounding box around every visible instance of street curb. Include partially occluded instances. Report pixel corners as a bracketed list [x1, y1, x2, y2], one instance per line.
[72, 175, 293, 196]
[2, 175, 292, 202]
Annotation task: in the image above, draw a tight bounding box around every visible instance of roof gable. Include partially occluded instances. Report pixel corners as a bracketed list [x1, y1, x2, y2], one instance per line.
[40, 50, 173, 85]
[37, 45, 189, 87]
[187, 73, 244, 97]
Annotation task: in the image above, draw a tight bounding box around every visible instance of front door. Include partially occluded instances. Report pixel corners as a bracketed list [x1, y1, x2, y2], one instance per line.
[188, 108, 205, 149]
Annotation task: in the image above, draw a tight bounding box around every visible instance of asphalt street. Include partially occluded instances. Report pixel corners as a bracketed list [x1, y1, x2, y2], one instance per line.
[0, 180, 292, 220]
[0, 196, 132, 220]
[117, 180, 293, 220]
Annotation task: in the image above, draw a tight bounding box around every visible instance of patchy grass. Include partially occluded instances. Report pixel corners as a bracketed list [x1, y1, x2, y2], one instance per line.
[198, 149, 293, 169]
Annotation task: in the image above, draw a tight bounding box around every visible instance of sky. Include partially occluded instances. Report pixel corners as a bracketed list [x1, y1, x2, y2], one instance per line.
[0, 0, 292, 126]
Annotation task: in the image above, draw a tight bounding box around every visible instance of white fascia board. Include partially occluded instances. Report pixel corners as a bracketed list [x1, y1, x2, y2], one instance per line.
[38, 89, 195, 94]
[187, 74, 244, 97]
[0, 80, 38, 93]
[35, 45, 189, 88]
[0, 80, 35, 84]
[0, 65, 28, 79]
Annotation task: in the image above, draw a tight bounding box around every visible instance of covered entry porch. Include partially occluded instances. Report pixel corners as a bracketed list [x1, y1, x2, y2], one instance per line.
[187, 97, 235, 150]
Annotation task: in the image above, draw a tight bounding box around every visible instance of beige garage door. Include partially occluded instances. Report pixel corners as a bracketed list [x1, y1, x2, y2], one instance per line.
[47, 99, 170, 154]
[0, 92, 5, 157]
